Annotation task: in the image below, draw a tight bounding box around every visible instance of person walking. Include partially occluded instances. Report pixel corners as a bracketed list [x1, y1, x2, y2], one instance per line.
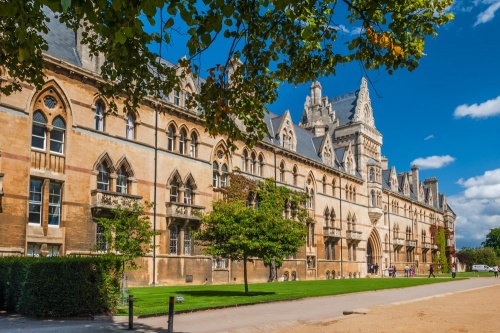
[451, 266, 456, 278]
[428, 265, 436, 278]
[493, 265, 498, 278]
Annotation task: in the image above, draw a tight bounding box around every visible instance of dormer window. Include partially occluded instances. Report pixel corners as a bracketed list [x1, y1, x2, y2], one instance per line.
[94, 101, 105, 131]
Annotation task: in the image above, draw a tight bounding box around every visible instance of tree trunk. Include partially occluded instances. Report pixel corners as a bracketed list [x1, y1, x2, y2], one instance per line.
[243, 255, 249, 295]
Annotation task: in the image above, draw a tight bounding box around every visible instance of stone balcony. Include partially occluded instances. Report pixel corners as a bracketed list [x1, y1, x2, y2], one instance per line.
[405, 239, 417, 248]
[368, 206, 383, 223]
[393, 237, 405, 249]
[346, 230, 362, 241]
[91, 189, 142, 217]
[165, 201, 205, 222]
[323, 226, 341, 239]
[422, 242, 433, 250]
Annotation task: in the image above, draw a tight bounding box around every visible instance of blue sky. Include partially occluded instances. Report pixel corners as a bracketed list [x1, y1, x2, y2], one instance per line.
[158, 0, 500, 249]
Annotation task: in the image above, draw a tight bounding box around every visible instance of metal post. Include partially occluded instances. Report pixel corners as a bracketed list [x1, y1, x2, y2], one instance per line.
[128, 294, 134, 330]
[167, 296, 175, 333]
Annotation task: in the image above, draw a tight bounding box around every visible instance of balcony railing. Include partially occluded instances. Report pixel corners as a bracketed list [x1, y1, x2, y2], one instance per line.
[422, 242, 433, 249]
[165, 201, 205, 221]
[346, 230, 362, 241]
[368, 206, 383, 223]
[393, 237, 405, 247]
[323, 226, 341, 238]
[31, 150, 65, 173]
[405, 239, 417, 248]
[91, 189, 142, 213]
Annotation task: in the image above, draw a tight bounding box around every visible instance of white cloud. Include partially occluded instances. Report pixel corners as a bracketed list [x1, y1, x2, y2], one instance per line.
[453, 95, 500, 118]
[457, 168, 500, 199]
[410, 155, 455, 170]
[449, 167, 500, 248]
[474, 0, 500, 25]
[424, 135, 435, 140]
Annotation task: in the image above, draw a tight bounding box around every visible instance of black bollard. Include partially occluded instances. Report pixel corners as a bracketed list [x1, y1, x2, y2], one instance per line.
[128, 294, 134, 330]
[167, 296, 174, 333]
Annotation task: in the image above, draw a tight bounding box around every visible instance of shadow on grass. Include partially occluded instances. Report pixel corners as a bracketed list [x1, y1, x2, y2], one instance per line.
[174, 290, 276, 297]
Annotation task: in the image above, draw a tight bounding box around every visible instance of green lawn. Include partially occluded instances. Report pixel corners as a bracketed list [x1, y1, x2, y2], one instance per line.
[118, 277, 464, 316]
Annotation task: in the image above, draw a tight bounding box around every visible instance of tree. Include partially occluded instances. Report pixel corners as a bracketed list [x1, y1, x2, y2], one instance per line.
[253, 178, 308, 282]
[456, 247, 498, 271]
[482, 228, 500, 257]
[94, 201, 158, 270]
[195, 176, 306, 294]
[1, 0, 453, 149]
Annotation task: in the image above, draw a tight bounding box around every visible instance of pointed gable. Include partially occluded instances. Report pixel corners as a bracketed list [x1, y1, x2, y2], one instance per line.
[389, 166, 398, 192]
[352, 78, 376, 128]
[316, 131, 335, 166]
[341, 143, 356, 175]
[275, 110, 297, 151]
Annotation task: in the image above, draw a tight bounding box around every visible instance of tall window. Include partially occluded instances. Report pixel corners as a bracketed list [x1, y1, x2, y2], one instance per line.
[212, 162, 219, 187]
[308, 188, 314, 209]
[167, 125, 175, 151]
[170, 226, 178, 254]
[97, 164, 110, 191]
[48, 182, 62, 226]
[293, 166, 298, 186]
[116, 166, 128, 194]
[249, 153, 255, 174]
[189, 133, 197, 157]
[50, 117, 65, 154]
[29, 179, 43, 224]
[31, 111, 47, 150]
[242, 151, 248, 172]
[173, 90, 180, 106]
[94, 101, 104, 131]
[184, 228, 192, 255]
[126, 113, 135, 140]
[221, 164, 228, 188]
[184, 184, 192, 204]
[170, 180, 179, 202]
[279, 162, 285, 182]
[96, 224, 108, 251]
[257, 155, 263, 176]
[179, 129, 186, 155]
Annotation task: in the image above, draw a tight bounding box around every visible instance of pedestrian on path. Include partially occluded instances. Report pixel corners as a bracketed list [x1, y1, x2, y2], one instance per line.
[429, 265, 436, 278]
[451, 266, 456, 278]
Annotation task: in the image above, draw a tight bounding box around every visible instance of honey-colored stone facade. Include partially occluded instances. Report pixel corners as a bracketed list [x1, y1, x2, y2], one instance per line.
[0, 52, 456, 287]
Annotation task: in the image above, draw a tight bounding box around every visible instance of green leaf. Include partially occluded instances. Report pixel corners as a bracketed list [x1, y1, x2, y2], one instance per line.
[61, 0, 71, 12]
[163, 17, 174, 30]
[115, 31, 127, 44]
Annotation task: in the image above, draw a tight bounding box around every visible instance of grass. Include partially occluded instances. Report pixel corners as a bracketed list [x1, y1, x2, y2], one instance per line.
[118, 276, 465, 316]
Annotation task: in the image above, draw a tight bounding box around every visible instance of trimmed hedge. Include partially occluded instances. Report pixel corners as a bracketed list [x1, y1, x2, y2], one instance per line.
[0, 255, 122, 317]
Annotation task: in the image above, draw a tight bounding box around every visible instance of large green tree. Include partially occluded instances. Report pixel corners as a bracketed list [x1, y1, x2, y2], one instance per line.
[482, 228, 500, 257]
[94, 201, 158, 270]
[195, 176, 306, 294]
[456, 247, 498, 271]
[1, 0, 453, 149]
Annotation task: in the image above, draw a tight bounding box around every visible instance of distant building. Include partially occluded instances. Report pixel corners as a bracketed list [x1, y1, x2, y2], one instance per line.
[0, 13, 455, 285]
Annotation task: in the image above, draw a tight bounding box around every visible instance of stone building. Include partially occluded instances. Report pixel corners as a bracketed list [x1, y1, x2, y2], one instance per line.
[0, 15, 456, 286]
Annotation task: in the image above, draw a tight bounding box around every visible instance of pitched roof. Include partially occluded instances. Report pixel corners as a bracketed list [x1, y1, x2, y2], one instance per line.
[330, 90, 358, 126]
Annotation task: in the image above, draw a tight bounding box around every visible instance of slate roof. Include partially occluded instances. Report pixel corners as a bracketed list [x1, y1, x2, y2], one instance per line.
[43, 8, 81, 66]
[329, 90, 358, 126]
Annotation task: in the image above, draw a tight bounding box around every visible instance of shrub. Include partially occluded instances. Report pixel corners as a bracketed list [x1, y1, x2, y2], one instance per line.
[0, 255, 121, 317]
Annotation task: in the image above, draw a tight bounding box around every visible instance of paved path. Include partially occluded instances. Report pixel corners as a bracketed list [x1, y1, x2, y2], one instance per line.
[1, 277, 498, 332]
